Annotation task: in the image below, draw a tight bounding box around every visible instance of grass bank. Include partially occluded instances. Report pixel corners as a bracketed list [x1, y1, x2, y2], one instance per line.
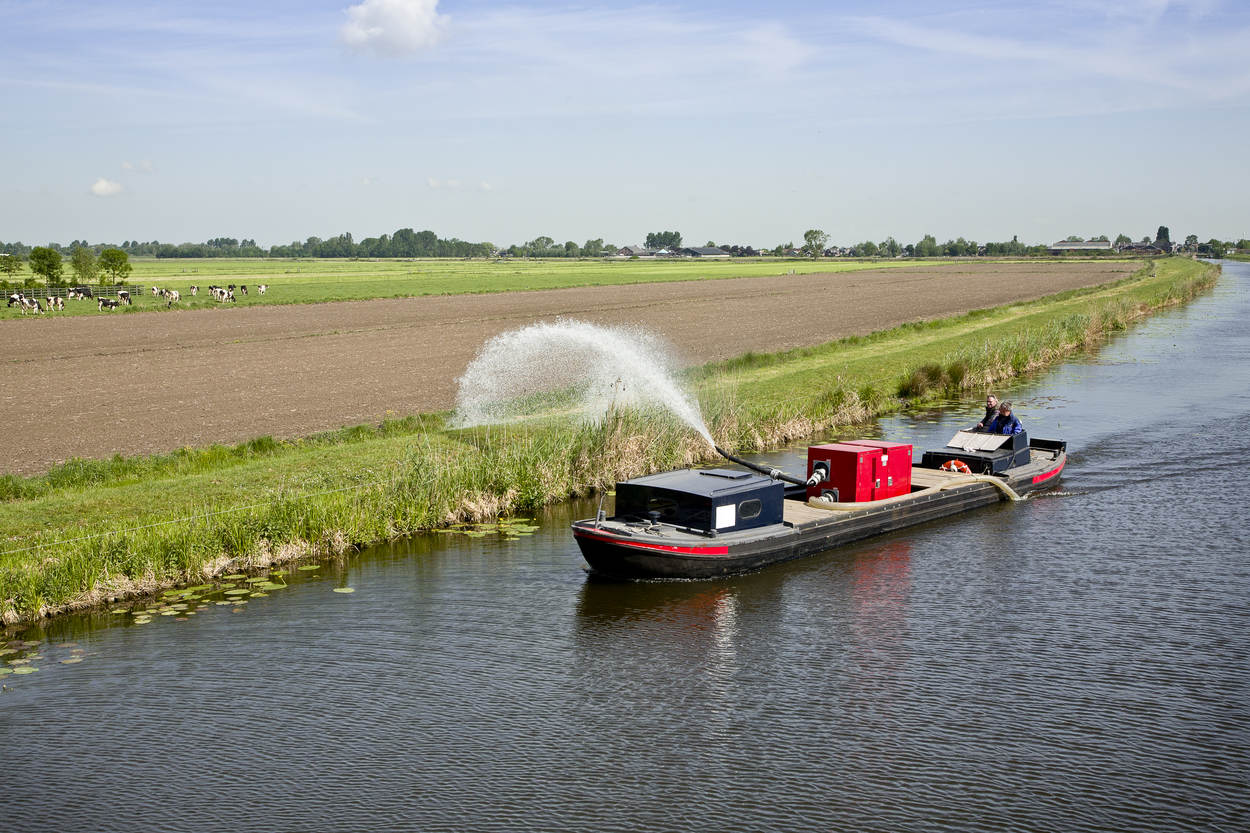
[0, 257, 1218, 624]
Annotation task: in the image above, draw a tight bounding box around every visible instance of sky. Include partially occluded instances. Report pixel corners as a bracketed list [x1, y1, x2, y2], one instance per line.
[3, 0, 1249, 248]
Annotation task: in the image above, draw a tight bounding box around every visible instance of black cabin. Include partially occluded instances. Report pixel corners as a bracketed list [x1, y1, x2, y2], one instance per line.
[612, 468, 784, 534]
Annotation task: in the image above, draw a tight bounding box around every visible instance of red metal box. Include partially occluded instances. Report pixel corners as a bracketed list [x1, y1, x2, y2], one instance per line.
[806, 443, 883, 502]
[843, 440, 913, 498]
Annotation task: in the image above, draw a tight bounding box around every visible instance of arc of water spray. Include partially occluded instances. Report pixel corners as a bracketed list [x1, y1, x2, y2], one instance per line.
[452, 320, 714, 446]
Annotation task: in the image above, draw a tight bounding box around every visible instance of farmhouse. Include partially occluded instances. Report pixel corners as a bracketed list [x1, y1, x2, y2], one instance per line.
[1047, 239, 1113, 254]
[682, 246, 730, 258]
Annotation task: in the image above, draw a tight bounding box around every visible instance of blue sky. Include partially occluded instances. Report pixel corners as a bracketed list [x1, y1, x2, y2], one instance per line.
[3, 0, 1248, 247]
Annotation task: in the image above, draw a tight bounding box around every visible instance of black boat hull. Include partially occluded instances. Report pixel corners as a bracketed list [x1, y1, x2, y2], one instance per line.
[573, 449, 1064, 580]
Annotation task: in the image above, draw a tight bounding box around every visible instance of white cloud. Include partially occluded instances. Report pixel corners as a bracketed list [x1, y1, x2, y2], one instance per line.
[342, 0, 448, 56]
[426, 176, 440, 189]
[90, 178, 123, 197]
[479, 181, 492, 192]
[122, 159, 155, 174]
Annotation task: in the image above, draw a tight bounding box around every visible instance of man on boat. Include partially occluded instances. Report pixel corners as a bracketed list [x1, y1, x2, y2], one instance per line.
[975, 394, 999, 430]
[984, 401, 1024, 435]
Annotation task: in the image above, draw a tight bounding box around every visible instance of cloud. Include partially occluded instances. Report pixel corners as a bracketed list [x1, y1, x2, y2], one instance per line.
[122, 159, 155, 174]
[341, 0, 448, 56]
[90, 178, 123, 197]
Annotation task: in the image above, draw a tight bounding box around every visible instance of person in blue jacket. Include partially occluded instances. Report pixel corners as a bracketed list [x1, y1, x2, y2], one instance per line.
[985, 401, 1024, 435]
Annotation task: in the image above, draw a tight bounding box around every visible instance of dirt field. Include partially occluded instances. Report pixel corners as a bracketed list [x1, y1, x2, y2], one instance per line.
[0, 261, 1135, 474]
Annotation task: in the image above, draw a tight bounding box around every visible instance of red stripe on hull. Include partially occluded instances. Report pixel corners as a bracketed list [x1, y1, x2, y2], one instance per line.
[1032, 458, 1066, 485]
[573, 529, 729, 556]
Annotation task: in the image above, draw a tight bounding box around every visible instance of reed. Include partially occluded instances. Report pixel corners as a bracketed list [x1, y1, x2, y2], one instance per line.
[0, 258, 1218, 624]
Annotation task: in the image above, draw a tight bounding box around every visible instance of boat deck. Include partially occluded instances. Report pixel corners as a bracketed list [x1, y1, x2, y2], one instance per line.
[781, 465, 981, 528]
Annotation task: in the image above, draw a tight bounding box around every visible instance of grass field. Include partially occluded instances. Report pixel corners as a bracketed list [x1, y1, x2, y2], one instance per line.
[0, 258, 1217, 623]
[0, 256, 941, 319]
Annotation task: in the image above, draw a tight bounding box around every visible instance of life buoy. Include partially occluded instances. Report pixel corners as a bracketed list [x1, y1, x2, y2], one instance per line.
[941, 459, 972, 474]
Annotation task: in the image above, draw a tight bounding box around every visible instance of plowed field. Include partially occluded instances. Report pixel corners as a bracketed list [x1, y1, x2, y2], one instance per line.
[0, 260, 1135, 473]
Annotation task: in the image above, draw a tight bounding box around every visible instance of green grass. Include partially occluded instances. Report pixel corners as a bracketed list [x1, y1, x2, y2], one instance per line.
[0, 257, 1218, 624]
[0, 256, 942, 319]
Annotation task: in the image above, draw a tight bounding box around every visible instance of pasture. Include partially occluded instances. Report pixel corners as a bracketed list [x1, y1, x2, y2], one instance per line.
[0, 256, 936, 319]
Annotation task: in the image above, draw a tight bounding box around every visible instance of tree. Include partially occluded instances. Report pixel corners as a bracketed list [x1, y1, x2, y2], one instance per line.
[581, 238, 604, 257]
[527, 236, 554, 252]
[1155, 226, 1171, 247]
[563, 240, 579, 256]
[0, 252, 23, 279]
[29, 246, 63, 283]
[98, 248, 132, 284]
[1064, 234, 1084, 242]
[1184, 234, 1199, 248]
[645, 231, 682, 249]
[856, 240, 880, 257]
[880, 237, 901, 257]
[1114, 233, 1131, 246]
[69, 246, 97, 286]
[801, 229, 829, 258]
[914, 234, 939, 257]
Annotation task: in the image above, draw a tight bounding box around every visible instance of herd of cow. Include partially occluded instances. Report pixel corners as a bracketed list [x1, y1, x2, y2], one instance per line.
[5, 282, 269, 314]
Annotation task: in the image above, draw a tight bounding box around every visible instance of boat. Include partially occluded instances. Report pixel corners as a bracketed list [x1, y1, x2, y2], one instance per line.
[572, 428, 1066, 579]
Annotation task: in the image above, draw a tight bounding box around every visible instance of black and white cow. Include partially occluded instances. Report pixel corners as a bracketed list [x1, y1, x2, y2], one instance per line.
[117, 290, 131, 305]
[98, 298, 120, 311]
[189, 285, 199, 296]
[257, 284, 268, 295]
[6, 292, 19, 307]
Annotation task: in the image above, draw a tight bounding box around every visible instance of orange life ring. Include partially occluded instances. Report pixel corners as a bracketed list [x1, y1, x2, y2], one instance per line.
[941, 459, 972, 474]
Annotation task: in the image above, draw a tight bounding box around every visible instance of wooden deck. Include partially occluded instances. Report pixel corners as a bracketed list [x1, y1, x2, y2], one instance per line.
[783, 466, 973, 527]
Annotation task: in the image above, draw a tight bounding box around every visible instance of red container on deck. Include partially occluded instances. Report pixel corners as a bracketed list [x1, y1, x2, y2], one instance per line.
[843, 440, 913, 498]
[806, 443, 883, 502]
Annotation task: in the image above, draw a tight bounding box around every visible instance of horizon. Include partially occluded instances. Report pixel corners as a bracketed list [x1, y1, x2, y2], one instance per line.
[4, 0, 1248, 246]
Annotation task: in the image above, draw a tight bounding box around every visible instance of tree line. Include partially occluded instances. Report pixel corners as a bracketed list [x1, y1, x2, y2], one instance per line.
[3, 225, 1246, 272]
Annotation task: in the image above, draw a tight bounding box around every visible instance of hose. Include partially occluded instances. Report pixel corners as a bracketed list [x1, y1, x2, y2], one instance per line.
[714, 445, 810, 488]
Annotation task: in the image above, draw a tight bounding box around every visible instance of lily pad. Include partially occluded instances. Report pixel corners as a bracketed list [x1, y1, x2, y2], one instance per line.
[222, 574, 247, 580]
[60, 657, 84, 664]
[297, 565, 320, 571]
[257, 582, 284, 591]
[250, 592, 269, 598]
[13, 666, 37, 675]
[0, 648, 15, 656]
[133, 617, 153, 624]
[224, 588, 250, 596]
[332, 587, 355, 594]
[160, 610, 178, 616]
[8, 658, 30, 666]
[0, 667, 12, 675]
[245, 577, 270, 584]
[215, 601, 233, 606]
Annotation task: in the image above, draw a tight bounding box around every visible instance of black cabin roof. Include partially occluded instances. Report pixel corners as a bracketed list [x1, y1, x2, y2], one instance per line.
[621, 468, 775, 499]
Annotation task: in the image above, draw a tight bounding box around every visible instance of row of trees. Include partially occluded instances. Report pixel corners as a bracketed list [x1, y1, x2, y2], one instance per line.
[0, 246, 132, 286]
[4, 225, 1247, 265]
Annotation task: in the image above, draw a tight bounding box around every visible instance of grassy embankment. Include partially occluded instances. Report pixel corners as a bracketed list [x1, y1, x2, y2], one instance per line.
[0, 256, 933, 319]
[0, 257, 1218, 624]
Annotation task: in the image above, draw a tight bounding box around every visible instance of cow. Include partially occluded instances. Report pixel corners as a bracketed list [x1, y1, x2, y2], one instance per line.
[21, 296, 44, 314]
[6, 292, 19, 307]
[70, 286, 93, 299]
[240, 285, 248, 295]
[117, 290, 131, 305]
[48, 296, 64, 311]
[151, 286, 162, 296]
[257, 284, 268, 295]
[166, 290, 180, 308]
[189, 285, 198, 296]
[98, 298, 119, 311]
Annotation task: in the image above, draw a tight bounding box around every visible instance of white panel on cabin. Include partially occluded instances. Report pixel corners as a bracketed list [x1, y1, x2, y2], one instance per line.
[715, 504, 736, 529]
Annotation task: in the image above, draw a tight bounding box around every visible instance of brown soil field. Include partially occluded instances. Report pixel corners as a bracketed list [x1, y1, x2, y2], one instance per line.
[0, 261, 1135, 474]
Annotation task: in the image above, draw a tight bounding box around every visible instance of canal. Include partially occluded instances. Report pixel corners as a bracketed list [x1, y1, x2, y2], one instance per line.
[2, 262, 1247, 832]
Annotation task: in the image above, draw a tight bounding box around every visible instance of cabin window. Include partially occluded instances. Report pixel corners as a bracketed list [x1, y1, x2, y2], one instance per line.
[738, 499, 762, 520]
